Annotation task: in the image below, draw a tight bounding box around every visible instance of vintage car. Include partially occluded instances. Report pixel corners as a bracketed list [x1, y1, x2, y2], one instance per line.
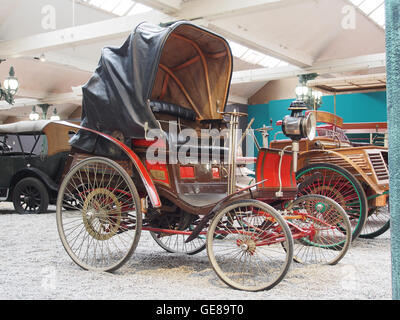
[270, 110, 389, 239]
[0, 120, 76, 214]
[54, 21, 352, 292]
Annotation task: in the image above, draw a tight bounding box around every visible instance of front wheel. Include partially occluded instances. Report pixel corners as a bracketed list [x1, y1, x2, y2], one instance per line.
[56, 157, 142, 272]
[285, 194, 352, 265]
[207, 199, 293, 292]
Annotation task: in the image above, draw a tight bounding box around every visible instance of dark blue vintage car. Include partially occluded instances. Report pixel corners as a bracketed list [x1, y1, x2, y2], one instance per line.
[0, 120, 76, 214]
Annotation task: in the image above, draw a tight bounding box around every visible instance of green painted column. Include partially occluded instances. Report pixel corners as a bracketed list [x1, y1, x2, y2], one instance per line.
[386, 0, 400, 300]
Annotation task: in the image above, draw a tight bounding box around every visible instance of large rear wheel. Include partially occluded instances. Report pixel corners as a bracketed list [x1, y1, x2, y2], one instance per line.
[56, 157, 142, 272]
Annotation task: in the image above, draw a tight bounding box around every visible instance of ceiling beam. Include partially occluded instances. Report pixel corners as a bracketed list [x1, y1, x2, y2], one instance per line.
[176, 0, 306, 21]
[140, 0, 314, 67]
[135, 0, 182, 15]
[232, 53, 386, 84]
[0, 11, 168, 58]
[0, 1, 312, 68]
[41, 52, 98, 73]
[227, 95, 248, 105]
[0, 99, 41, 110]
[0, 90, 81, 110]
[200, 20, 314, 67]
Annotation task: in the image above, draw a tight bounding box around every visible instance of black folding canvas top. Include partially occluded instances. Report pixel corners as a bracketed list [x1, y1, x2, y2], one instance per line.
[71, 21, 233, 154]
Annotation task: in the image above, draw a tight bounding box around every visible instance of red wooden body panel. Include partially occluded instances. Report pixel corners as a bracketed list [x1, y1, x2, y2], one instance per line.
[146, 160, 170, 185]
[256, 149, 296, 189]
[180, 165, 195, 179]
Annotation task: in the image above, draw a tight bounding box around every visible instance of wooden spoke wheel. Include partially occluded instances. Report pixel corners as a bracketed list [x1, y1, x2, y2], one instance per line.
[285, 194, 352, 265]
[56, 157, 142, 272]
[206, 200, 293, 292]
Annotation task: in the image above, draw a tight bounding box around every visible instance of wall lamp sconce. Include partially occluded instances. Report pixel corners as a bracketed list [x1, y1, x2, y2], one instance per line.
[295, 73, 323, 110]
[50, 108, 60, 121]
[29, 104, 60, 121]
[29, 106, 40, 121]
[0, 60, 19, 105]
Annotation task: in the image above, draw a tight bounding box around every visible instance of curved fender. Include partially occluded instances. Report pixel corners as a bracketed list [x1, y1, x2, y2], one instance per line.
[299, 149, 382, 194]
[57, 121, 161, 208]
[13, 167, 59, 191]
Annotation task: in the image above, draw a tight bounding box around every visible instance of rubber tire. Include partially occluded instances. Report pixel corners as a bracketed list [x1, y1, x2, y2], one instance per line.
[296, 163, 368, 241]
[361, 218, 390, 239]
[12, 177, 49, 214]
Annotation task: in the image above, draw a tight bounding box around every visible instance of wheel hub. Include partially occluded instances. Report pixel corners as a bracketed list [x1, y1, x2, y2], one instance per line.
[86, 210, 94, 219]
[82, 188, 122, 241]
[237, 239, 256, 255]
[23, 193, 37, 207]
[315, 202, 326, 213]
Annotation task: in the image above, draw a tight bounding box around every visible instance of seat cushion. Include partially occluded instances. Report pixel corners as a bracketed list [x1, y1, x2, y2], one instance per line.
[150, 101, 197, 122]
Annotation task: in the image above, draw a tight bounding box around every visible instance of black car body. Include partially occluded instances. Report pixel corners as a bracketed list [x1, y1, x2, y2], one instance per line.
[0, 120, 76, 213]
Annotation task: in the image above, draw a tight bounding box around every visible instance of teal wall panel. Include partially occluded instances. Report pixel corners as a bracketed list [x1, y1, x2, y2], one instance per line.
[319, 91, 387, 123]
[247, 91, 387, 156]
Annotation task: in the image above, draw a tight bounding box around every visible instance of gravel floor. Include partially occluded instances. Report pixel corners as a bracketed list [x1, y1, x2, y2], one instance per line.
[0, 201, 392, 300]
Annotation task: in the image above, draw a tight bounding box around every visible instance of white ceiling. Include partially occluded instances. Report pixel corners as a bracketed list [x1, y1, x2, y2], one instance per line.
[0, 0, 386, 122]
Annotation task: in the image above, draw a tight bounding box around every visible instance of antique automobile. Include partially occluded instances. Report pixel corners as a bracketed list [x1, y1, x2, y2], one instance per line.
[0, 120, 76, 214]
[55, 21, 352, 292]
[270, 110, 389, 240]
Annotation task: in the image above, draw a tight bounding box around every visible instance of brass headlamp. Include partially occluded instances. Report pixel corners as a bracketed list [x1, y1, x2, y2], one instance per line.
[282, 100, 316, 141]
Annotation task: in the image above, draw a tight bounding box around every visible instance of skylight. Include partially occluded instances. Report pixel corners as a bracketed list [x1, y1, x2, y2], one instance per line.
[228, 40, 289, 68]
[349, 0, 385, 28]
[79, 0, 152, 16]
